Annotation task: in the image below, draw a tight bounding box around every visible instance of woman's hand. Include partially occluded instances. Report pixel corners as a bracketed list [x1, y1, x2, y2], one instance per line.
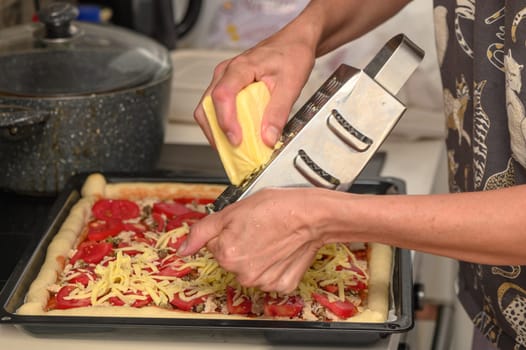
[193, 30, 317, 148]
[178, 187, 330, 293]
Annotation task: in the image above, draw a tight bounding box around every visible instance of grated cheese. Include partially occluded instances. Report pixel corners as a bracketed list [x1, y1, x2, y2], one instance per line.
[54, 197, 370, 320]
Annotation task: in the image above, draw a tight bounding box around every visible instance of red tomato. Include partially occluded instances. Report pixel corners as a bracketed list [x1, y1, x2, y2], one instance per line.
[108, 292, 153, 308]
[170, 291, 207, 311]
[54, 285, 91, 309]
[122, 222, 147, 234]
[133, 232, 156, 246]
[132, 294, 153, 307]
[166, 211, 207, 230]
[158, 255, 193, 277]
[70, 241, 113, 265]
[117, 242, 141, 256]
[174, 197, 215, 205]
[312, 293, 358, 319]
[92, 199, 140, 221]
[345, 280, 368, 294]
[352, 249, 368, 260]
[87, 220, 124, 241]
[67, 268, 95, 287]
[336, 263, 366, 277]
[152, 201, 192, 218]
[263, 295, 304, 318]
[108, 296, 125, 306]
[226, 286, 252, 315]
[167, 234, 187, 251]
[321, 284, 339, 294]
[158, 265, 193, 278]
[151, 212, 165, 232]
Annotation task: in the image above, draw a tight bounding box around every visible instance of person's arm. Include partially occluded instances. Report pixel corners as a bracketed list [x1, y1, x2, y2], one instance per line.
[179, 185, 526, 293]
[193, 0, 411, 147]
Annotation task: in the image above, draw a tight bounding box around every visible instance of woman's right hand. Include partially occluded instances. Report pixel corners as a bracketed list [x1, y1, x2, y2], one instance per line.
[193, 27, 318, 148]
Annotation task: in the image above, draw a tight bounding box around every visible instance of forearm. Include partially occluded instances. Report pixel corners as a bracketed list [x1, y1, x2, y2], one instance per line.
[316, 185, 526, 265]
[282, 0, 412, 57]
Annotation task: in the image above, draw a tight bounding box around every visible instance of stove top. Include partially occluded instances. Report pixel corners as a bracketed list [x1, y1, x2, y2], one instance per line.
[0, 192, 56, 290]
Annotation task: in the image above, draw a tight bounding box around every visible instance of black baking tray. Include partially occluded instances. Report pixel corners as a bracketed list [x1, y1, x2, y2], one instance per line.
[0, 173, 413, 346]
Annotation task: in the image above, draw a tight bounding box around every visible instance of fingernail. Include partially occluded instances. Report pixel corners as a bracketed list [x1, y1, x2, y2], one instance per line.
[177, 240, 188, 255]
[265, 126, 279, 146]
[226, 131, 240, 146]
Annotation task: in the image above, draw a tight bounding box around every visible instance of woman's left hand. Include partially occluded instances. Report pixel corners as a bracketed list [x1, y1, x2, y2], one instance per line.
[177, 187, 329, 293]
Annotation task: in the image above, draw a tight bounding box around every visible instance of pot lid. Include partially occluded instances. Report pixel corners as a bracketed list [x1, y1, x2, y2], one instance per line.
[0, 2, 171, 97]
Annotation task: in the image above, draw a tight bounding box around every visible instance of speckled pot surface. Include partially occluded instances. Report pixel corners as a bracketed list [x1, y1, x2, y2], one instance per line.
[0, 76, 171, 195]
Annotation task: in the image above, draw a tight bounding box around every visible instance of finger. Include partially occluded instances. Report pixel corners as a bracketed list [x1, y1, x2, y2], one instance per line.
[274, 244, 320, 294]
[260, 78, 304, 147]
[256, 242, 318, 293]
[177, 213, 223, 256]
[211, 56, 260, 146]
[193, 60, 232, 147]
[194, 103, 216, 147]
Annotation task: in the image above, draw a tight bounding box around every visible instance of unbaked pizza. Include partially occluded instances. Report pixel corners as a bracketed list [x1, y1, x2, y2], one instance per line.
[18, 174, 393, 322]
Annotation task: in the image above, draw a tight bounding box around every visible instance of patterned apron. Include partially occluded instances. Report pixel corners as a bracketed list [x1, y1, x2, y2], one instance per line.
[433, 1, 526, 348]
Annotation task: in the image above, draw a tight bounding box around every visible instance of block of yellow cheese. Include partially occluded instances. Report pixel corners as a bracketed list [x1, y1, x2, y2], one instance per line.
[203, 81, 274, 185]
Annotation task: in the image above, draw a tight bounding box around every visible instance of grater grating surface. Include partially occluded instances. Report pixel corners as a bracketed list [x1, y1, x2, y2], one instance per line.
[212, 34, 424, 211]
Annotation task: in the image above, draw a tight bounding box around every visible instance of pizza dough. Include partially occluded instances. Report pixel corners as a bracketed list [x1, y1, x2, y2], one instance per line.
[18, 174, 393, 323]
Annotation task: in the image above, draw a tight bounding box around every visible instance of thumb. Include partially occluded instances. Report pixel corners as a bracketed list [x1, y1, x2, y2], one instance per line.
[261, 82, 301, 147]
[177, 213, 221, 256]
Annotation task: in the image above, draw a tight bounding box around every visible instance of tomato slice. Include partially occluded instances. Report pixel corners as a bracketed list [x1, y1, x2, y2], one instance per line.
[152, 201, 192, 218]
[54, 285, 91, 309]
[92, 199, 140, 220]
[158, 255, 193, 277]
[117, 242, 141, 256]
[167, 234, 187, 251]
[67, 268, 96, 287]
[226, 286, 252, 315]
[312, 293, 358, 319]
[122, 222, 147, 234]
[70, 241, 113, 265]
[346, 280, 367, 292]
[133, 232, 156, 246]
[166, 211, 207, 231]
[351, 249, 368, 260]
[132, 294, 153, 307]
[108, 292, 153, 308]
[263, 295, 304, 318]
[108, 296, 125, 306]
[151, 212, 165, 232]
[158, 265, 193, 278]
[170, 290, 207, 311]
[87, 220, 124, 241]
[321, 284, 339, 294]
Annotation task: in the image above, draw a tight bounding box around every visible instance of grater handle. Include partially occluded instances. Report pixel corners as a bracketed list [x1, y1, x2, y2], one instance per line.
[363, 34, 425, 96]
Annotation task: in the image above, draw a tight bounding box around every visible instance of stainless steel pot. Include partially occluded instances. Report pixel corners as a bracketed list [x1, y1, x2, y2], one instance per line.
[0, 3, 172, 195]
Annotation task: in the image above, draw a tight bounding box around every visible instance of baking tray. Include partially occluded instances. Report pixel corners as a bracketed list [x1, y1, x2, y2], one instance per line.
[0, 173, 413, 345]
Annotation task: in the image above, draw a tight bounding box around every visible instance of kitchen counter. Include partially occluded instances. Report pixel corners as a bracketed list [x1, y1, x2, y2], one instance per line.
[0, 138, 447, 350]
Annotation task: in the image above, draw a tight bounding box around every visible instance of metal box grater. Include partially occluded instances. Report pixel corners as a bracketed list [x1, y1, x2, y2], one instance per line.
[213, 34, 424, 211]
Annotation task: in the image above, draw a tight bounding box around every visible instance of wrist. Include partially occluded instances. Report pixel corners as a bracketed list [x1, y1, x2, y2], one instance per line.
[303, 188, 370, 245]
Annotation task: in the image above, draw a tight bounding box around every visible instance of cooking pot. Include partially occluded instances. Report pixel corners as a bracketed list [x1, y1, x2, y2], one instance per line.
[0, 2, 172, 195]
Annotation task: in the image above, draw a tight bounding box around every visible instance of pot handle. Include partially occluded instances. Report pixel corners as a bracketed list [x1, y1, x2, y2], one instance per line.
[0, 105, 49, 139]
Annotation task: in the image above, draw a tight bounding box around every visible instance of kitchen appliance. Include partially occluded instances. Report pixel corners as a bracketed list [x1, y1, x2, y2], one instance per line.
[0, 173, 412, 347]
[212, 34, 425, 211]
[0, 2, 172, 195]
[85, 0, 202, 49]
